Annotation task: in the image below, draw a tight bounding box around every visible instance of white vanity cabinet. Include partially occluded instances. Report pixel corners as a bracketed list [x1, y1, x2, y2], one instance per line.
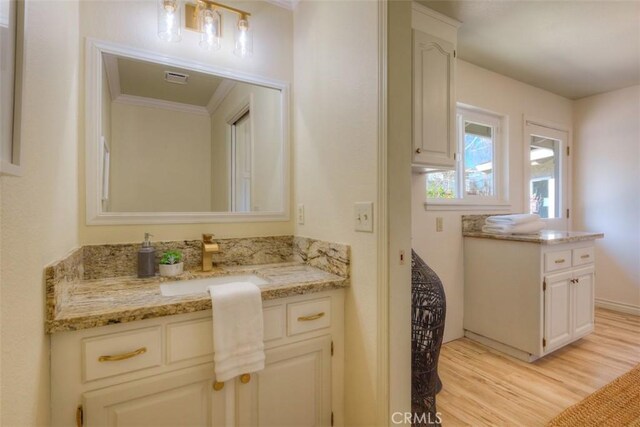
[464, 237, 597, 362]
[412, 3, 460, 168]
[51, 290, 344, 427]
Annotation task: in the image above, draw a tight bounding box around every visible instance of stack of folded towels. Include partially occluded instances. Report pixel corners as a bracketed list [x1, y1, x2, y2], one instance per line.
[481, 213, 545, 235]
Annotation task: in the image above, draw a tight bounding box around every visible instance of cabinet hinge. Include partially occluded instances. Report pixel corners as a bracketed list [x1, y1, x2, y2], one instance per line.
[543, 279, 546, 291]
[566, 208, 570, 219]
[566, 146, 570, 156]
[331, 341, 334, 356]
[454, 49, 456, 58]
[331, 411, 334, 426]
[543, 338, 547, 348]
[76, 405, 84, 427]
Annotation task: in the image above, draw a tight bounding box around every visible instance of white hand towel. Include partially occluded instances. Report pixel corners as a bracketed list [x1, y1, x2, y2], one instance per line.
[485, 213, 541, 225]
[482, 220, 546, 235]
[208, 282, 265, 382]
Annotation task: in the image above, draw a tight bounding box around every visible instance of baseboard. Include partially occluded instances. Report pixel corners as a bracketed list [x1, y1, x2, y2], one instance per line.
[464, 330, 539, 362]
[595, 298, 640, 316]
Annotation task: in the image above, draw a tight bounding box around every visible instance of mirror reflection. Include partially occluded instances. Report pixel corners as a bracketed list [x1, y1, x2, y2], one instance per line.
[100, 53, 283, 213]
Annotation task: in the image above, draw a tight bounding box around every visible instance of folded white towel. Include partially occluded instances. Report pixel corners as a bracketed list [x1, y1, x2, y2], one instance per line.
[208, 282, 265, 382]
[482, 220, 546, 235]
[485, 214, 541, 225]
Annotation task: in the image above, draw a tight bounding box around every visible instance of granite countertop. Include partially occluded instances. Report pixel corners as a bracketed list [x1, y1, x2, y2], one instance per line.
[462, 230, 604, 245]
[46, 262, 348, 334]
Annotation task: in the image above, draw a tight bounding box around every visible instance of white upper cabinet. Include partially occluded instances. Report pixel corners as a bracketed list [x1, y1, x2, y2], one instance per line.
[412, 3, 460, 168]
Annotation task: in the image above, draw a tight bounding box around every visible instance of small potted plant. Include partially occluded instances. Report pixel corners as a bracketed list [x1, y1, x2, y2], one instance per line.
[159, 250, 184, 277]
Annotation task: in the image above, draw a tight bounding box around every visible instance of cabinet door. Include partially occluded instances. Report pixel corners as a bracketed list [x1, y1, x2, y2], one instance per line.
[544, 271, 573, 353]
[237, 336, 332, 427]
[572, 266, 595, 339]
[413, 30, 456, 167]
[83, 364, 226, 427]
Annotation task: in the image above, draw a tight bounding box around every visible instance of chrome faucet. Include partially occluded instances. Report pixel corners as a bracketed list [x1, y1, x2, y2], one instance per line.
[202, 233, 221, 271]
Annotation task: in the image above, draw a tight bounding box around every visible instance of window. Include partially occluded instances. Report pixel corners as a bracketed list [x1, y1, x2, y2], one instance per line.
[426, 106, 506, 207]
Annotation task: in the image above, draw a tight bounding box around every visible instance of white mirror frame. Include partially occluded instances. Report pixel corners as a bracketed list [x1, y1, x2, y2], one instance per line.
[85, 38, 290, 225]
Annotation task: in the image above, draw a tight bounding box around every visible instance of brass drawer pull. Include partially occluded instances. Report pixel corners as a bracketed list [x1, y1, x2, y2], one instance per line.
[554, 259, 566, 264]
[581, 254, 590, 259]
[213, 381, 224, 391]
[240, 373, 251, 384]
[98, 347, 147, 362]
[298, 312, 325, 322]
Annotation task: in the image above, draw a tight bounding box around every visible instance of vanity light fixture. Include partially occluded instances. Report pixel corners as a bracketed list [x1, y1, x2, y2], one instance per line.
[158, 0, 182, 42]
[158, 0, 253, 58]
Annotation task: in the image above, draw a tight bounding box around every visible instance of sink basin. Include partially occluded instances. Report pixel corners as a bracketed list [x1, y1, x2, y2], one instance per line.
[160, 274, 269, 297]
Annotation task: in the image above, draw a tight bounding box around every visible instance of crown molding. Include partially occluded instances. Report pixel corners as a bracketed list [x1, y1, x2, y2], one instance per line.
[264, 0, 297, 11]
[113, 94, 210, 116]
[206, 79, 236, 115]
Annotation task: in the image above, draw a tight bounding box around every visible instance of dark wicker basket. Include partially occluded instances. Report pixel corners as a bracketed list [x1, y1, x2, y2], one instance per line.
[411, 250, 446, 426]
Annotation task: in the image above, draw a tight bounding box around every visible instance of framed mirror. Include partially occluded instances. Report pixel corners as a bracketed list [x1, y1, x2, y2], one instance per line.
[85, 39, 289, 224]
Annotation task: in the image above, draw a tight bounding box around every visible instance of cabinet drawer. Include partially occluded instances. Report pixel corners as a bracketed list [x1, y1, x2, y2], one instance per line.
[573, 247, 595, 267]
[83, 326, 162, 382]
[287, 298, 331, 336]
[545, 250, 572, 272]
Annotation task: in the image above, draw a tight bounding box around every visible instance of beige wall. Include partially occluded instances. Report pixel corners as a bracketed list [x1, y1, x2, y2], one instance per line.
[0, 1, 80, 425]
[293, 1, 380, 424]
[574, 85, 640, 311]
[412, 60, 574, 342]
[109, 102, 212, 212]
[79, 0, 293, 244]
[210, 83, 282, 212]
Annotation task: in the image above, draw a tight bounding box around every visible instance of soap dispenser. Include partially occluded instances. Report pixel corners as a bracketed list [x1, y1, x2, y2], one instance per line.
[138, 233, 156, 278]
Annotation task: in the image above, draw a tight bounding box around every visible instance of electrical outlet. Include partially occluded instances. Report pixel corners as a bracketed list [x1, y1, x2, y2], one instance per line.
[436, 217, 443, 232]
[297, 204, 305, 225]
[355, 202, 374, 232]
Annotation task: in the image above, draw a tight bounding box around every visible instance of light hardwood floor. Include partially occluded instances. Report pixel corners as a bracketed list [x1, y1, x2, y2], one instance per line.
[436, 308, 640, 426]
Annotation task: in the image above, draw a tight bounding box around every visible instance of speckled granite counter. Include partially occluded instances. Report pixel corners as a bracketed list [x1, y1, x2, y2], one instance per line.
[463, 230, 604, 245]
[45, 236, 350, 333]
[461, 214, 603, 245]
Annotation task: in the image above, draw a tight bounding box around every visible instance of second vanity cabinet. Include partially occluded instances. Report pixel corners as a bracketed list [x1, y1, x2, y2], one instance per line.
[51, 290, 344, 427]
[463, 237, 597, 362]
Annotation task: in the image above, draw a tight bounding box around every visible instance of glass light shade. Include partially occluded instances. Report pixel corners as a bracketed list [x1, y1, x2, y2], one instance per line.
[233, 18, 253, 58]
[199, 8, 221, 51]
[158, 0, 181, 42]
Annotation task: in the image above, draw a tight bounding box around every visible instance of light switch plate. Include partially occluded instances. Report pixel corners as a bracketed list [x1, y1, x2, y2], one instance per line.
[355, 202, 374, 232]
[297, 204, 305, 225]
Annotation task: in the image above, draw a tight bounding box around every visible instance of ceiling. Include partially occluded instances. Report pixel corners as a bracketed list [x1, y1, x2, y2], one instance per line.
[419, 1, 640, 99]
[116, 57, 225, 106]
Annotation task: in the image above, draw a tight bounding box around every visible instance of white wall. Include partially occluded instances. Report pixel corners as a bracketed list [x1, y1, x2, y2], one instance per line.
[210, 82, 282, 212]
[574, 85, 640, 311]
[0, 1, 80, 425]
[293, 1, 380, 424]
[79, 0, 293, 244]
[109, 102, 212, 212]
[412, 60, 573, 342]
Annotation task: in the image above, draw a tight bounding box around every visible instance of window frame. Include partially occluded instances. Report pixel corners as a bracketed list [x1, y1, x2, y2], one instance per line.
[424, 105, 510, 211]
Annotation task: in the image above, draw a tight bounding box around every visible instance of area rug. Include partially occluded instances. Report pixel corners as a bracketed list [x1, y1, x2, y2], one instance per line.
[547, 364, 640, 426]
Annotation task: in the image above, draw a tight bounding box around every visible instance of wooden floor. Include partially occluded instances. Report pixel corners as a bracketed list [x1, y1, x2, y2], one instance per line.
[436, 308, 640, 426]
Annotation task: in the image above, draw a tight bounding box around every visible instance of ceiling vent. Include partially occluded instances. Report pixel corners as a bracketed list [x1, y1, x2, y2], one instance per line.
[164, 71, 189, 85]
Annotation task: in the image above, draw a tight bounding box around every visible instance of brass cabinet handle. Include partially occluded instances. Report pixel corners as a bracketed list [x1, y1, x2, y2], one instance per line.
[98, 347, 147, 362]
[415, 148, 422, 154]
[240, 373, 251, 384]
[298, 312, 325, 322]
[213, 381, 224, 391]
[581, 254, 590, 259]
[554, 259, 566, 264]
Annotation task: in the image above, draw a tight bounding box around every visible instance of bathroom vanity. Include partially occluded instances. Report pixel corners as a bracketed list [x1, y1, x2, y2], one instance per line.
[47, 236, 348, 427]
[462, 217, 603, 362]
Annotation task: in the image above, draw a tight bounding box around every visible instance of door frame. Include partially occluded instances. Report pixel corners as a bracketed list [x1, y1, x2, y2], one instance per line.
[225, 95, 254, 212]
[523, 116, 572, 230]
